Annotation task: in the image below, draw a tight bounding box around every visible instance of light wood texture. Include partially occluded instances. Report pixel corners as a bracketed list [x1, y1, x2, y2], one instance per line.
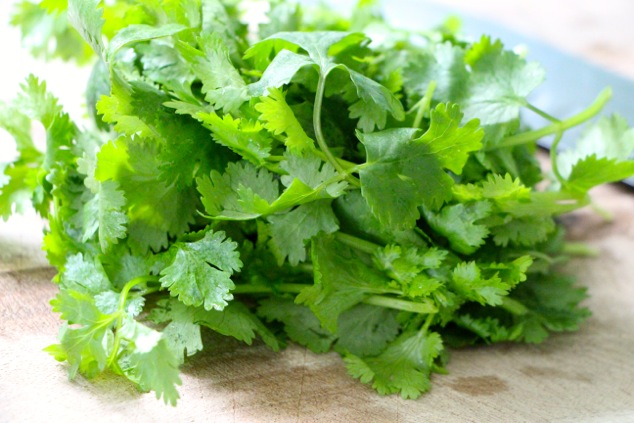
[2, 2, 634, 422]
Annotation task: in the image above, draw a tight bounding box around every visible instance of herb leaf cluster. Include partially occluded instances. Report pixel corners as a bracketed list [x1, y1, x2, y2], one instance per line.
[3, 0, 632, 404]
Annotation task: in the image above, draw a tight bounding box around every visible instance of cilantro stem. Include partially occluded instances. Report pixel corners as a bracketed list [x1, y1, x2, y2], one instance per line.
[107, 275, 160, 368]
[550, 130, 566, 185]
[590, 201, 614, 222]
[314, 73, 361, 187]
[487, 88, 612, 151]
[313, 151, 357, 171]
[232, 284, 435, 314]
[419, 313, 436, 335]
[268, 153, 357, 171]
[334, 232, 382, 255]
[562, 242, 599, 257]
[363, 296, 438, 314]
[525, 103, 561, 124]
[500, 297, 529, 316]
[412, 80, 437, 129]
[232, 283, 306, 294]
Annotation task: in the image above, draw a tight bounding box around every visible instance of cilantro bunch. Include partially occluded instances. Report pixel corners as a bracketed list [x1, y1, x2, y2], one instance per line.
[4, 0, 634, 405]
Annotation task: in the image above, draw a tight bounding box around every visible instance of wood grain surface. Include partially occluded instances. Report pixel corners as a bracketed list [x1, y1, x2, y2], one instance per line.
[2, 1, 634, 422]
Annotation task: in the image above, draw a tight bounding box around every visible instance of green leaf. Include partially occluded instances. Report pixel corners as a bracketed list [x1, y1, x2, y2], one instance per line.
[247, 49, 314, 96]
[296, 235, 390, 332]
[258, 298, 337, 353]
[451, 257, 532, 306]
[106, 23, 186, 62]
[373, 244, 447, 287]
[197, 161, 279, 220]
[566, 155, 634, 196]
[95, 138, 198, 253]
[178, 33, 248, 114]
[344, 330, 443, 399]
[279, 152, 348, 198]
[557, 114, 634, 178]
[149, 299, 203, 364]
[246, 31, 365, 73]
[60, 253, 112, 295]
[195, 301, 280, 351]
[197, 156, 347, 221]
[511, 274, 591, 343]
[256, 88, 315, 154]
[451, 261, 509, 306]
[267, 200, 339, 266]
[345, 67, 405, 131]
[462, 49, 545, 125]
[423, 201, 492, 255]
[246, 31, 403, 131]
[196, 112, 272, 167]
[335, 304, 400, 356]
[160, 230, 242, 311]
[118, 318, 182, 406]
[47, 290, 115, 379]
[491, 216, 556, 247]
[11, 2, 93, 63]
[358, 103, 482, 230]
[79, 180, 128, 252]
[402, 42, 468, 106]
[67, 0, 104, 55]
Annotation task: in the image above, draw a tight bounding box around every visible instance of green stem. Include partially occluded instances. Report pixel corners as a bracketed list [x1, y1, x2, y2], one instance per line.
[562, 242, 600, 257]
[550, 130, 566, 185]
[232, 283, 306, 295]
[590, 201, 614, 222]
[500, 297, 529, 316]
[107, 276, 159, 367]
[269, 152, 358, 172]
[314, 73, 361, 187]
[232, 284, 434, 314]
[412, 80, 437, 129]
[363, 296, 437, 314]
[525, 102, 561, 123]
[525, 250, 556, 264]
[419, 312, 435, 335]
[335, 232, 382, 255]
[488, 88, 612, 151]
[313, 150, 357, 171]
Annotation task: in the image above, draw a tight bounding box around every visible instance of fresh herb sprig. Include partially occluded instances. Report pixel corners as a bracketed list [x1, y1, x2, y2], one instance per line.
[3, 0, 634, 405]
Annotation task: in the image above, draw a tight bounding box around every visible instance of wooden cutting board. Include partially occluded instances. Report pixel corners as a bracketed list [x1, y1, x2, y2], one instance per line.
[2, 1, 634, 422]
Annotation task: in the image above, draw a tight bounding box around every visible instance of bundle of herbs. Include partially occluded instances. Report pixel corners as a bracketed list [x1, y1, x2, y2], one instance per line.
[3, 0, 634, 405]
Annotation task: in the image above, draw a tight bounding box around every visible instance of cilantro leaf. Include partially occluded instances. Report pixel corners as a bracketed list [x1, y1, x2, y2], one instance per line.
[423, 201, 492, 255]
[105, 23, 186, 62]
[256, 88, 316, 154]
[246, 31, 403, 130]
[179, 33, 248, 114]
[462, 49, 545, 125]
[67, 0, 104, 56]
[335, 304, 400, 356]
[196, 112, 272, 167]
[359, 103, 482, 229]
[344, 330, 443, 399]
[159, 230, 242, 311]
[267, 200, 339, 266]
[46, 290, 114, 379]
[258, 298, 337, 353]
[118, 318, 182, 406]
[79, 181, 128, 252]
[402, 42, 468, 106]
[296, 234, 391, 333]
[196, 301, 280, 351]
[149, 299, 204, 364]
